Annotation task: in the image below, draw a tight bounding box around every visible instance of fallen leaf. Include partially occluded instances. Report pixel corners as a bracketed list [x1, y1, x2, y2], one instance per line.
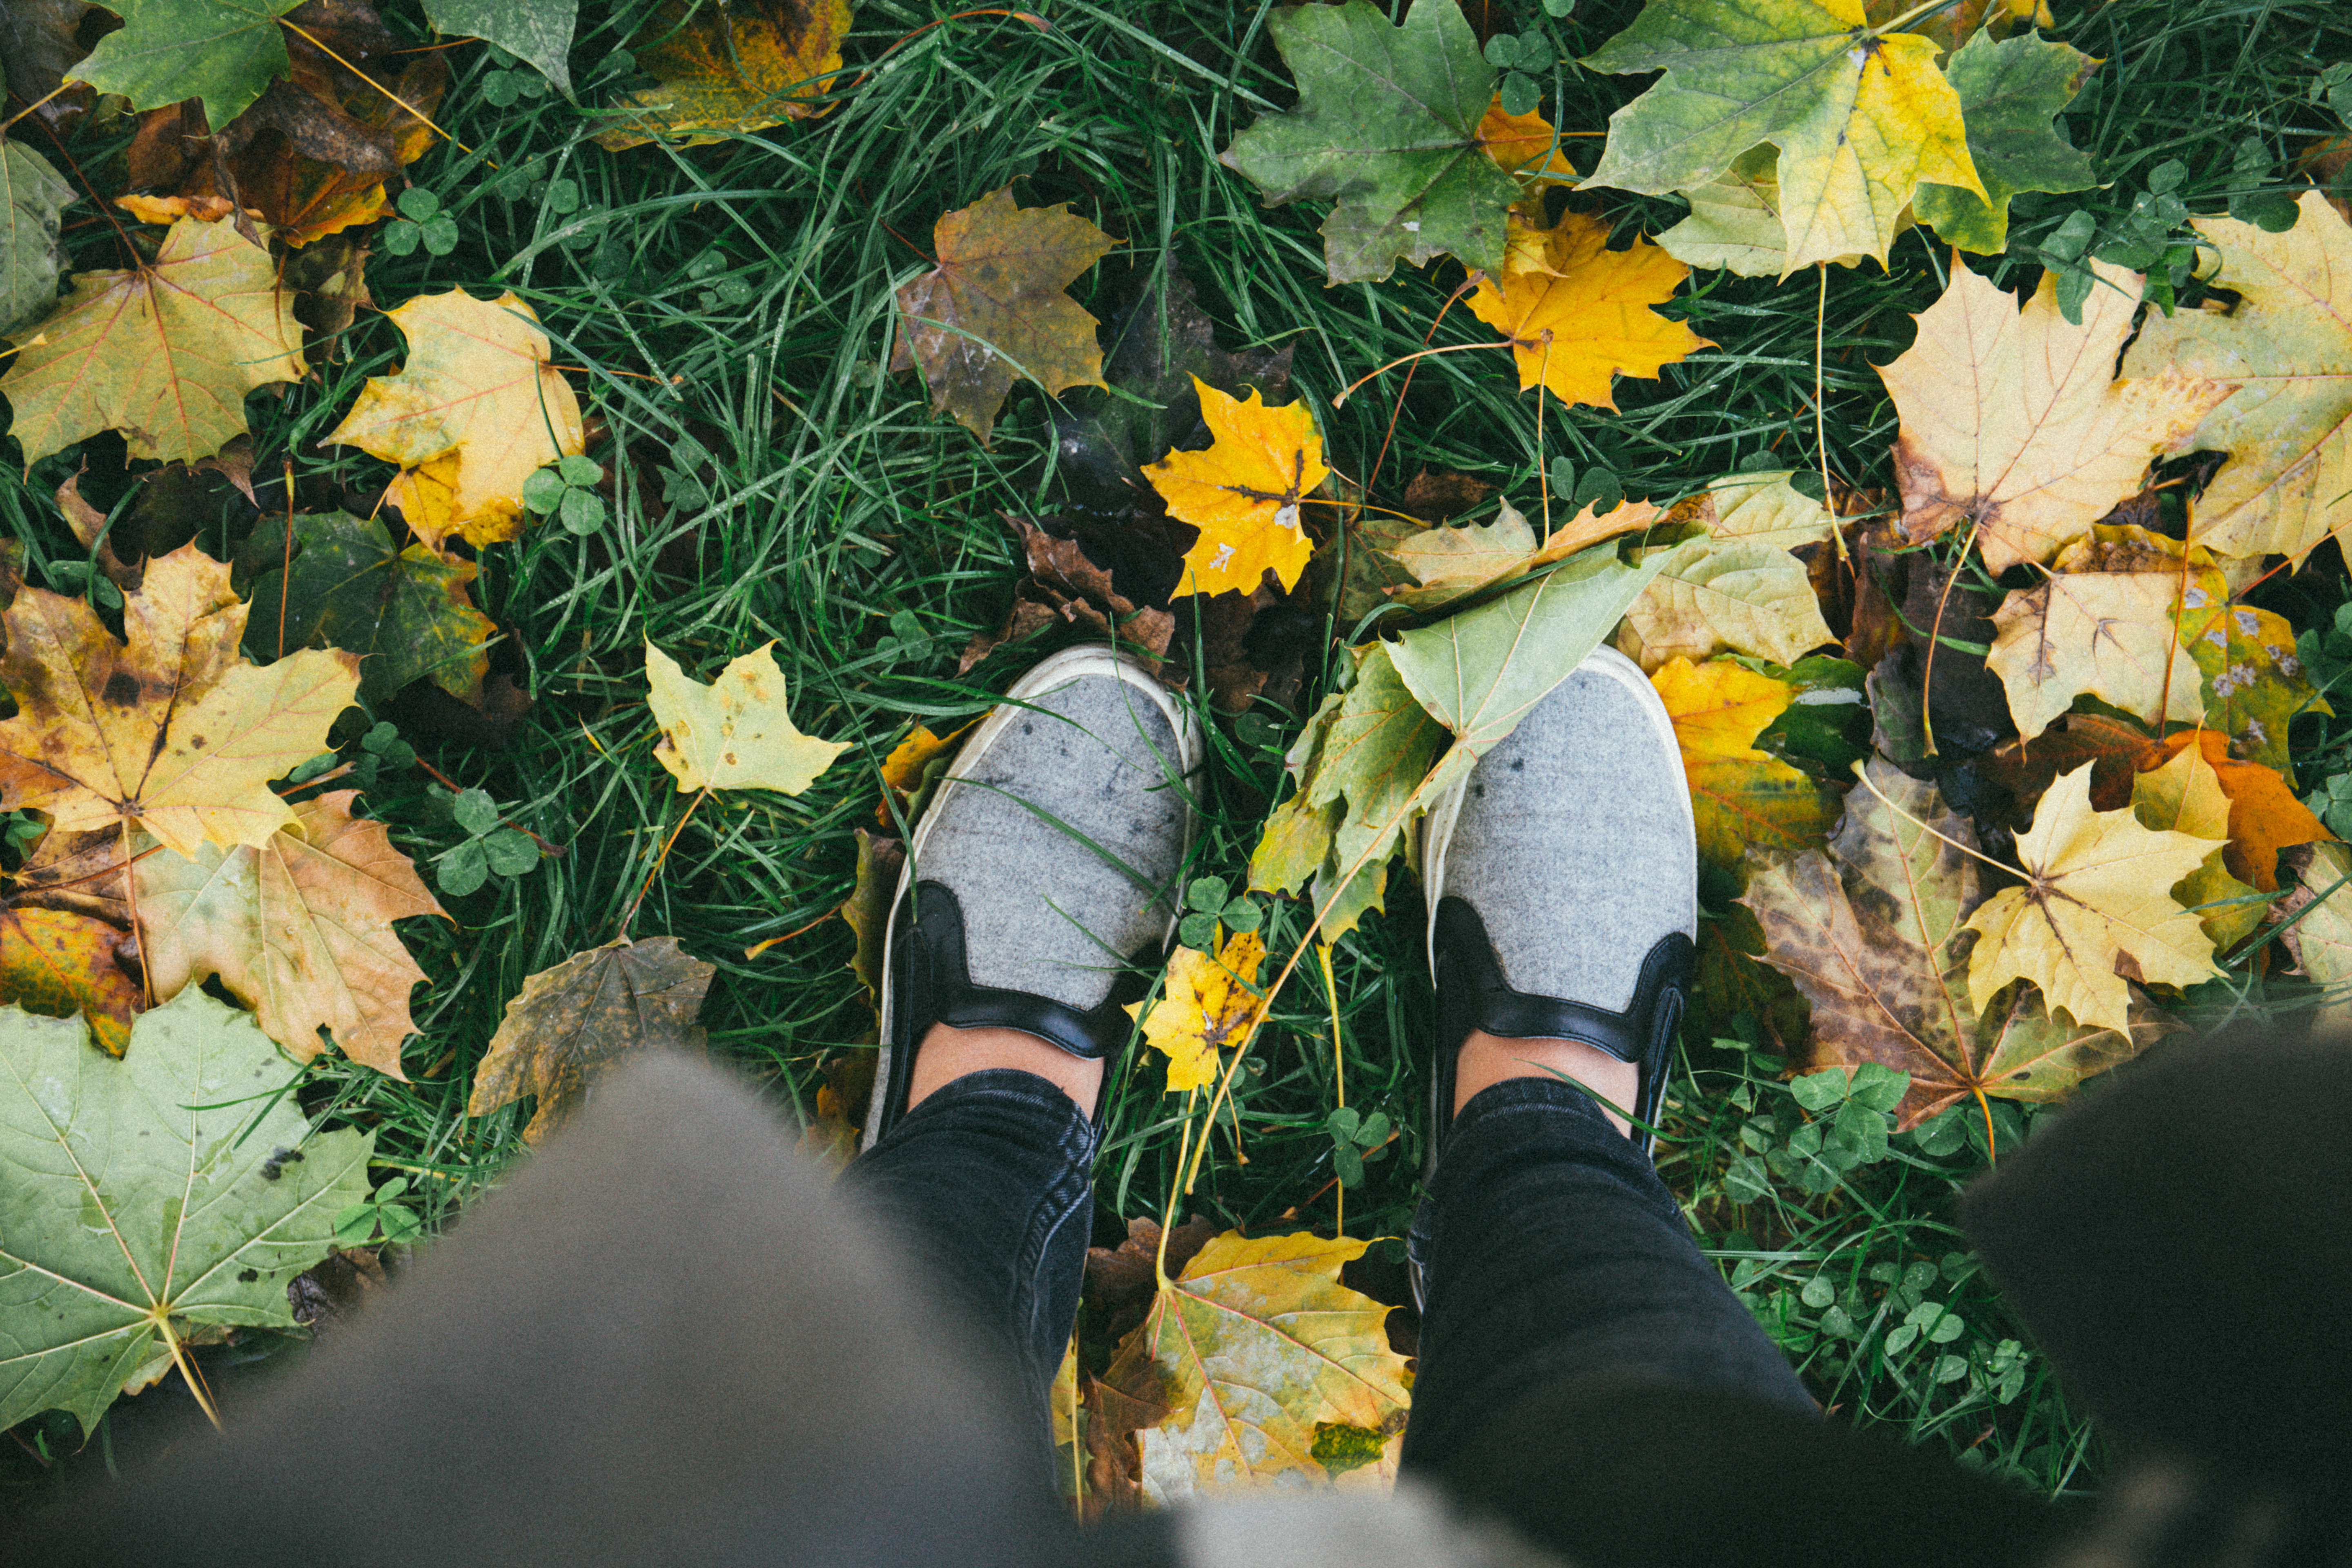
[889, 186, 1116, 444]
[1984, 529, 2207, 741]
[1656, 146, 1900, 276]
[2135, 729, 2327, 892]
[1615, 482, 1835, 671]
[876, 722, 962, 828]
[1220, 0, 1518, 284]
[324, 289, 586, 550]
[0, 0, 96, 133]
[644, 639, 847, 796]
[592, 0, 850, 149]
[835, 828, 903, 1009]
[1964, 762, 2220, 1033]
[466, 935, 714, 1143]
[1095, 1230, 1412, 1504]
[242, 511, 495, 705]
[2282, 841, 2352, 1031]
[957, 515, 1176, 676]
[1400, 469, 1497, 523]
[71, 0, 306, 131]
[134, 790, 447, 1076]
[1743, 760, 2156, 1129]
[2124, 737, 2265, 951]
[1147, 379, 1327, 597]
[0, 904, 140, 1056]
[1465, 209, 1710, 410]
[124, 6, 450, 248]
[424, 0, 575, 92]
[2120, 192, 2352, 564]
[1912, 29, 2096, 254]
[0, 213, 307, 466]
[1670, 468, 1836, 552]
[1653, 656, 1838, 867]
[0, 988, 373, 1434]
[8, 822, 132, 929]
[1390, 539, 1670, 754]
[2, 136, 74, 338]
[1477, 96, 1577, 183]
[0, 545, 360, 858]
[1878, 257, 2226, 573]
[1984, 709, 2154, 821]
[1127, 930, 1265, 1093]
[286, 230, 373, 350]
[1582, 0, 1985, 271]
[1385, 497, 1660, 611]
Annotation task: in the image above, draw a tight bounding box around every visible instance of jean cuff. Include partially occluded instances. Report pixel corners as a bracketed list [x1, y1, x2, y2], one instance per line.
[885, 1066, 1096, 1165]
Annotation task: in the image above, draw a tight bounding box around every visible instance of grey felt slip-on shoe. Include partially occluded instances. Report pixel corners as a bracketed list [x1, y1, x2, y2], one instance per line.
[1416, 644, 1697, 1165]
[864, 645, 1203, 1147]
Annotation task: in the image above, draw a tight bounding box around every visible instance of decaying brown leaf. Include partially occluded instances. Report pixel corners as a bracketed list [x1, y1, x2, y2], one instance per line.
[958, 515, 1175, 675]
[468, 935, 716, 1143]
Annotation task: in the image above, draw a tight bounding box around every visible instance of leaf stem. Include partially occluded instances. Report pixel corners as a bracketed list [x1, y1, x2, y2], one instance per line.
[154, 1312, 221, 1431]
[616, 786, 710, 938]
[1318, 940, 1344, 1236]
[1869, 0, 1965, 36]
[1329, 341, 1515, 410]
[1852, 761, 2025, 882]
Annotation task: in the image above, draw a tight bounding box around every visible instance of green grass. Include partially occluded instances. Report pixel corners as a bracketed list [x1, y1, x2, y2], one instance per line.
[4, 0, 2349, 1510]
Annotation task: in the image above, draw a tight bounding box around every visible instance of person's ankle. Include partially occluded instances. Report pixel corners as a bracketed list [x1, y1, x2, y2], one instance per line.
[1452, 1030, 1637, 1138]
[905, 1022, 1104, 1114]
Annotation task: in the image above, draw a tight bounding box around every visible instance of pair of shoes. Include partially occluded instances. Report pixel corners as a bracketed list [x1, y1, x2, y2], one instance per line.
[868, 643, 1694, 1169]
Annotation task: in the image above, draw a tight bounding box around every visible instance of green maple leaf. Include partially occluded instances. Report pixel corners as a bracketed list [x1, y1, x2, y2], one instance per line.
[423, 0, 577, 92]
[244, 511, 497, 706]
[1915, 30, 2098, 254]
[1221, 0, 1520, 285]
[1581, 0, 1986, 271]
[1, 136, 74, 340]
[0, 990, 373, 1434]
[71, 0, 307, 132]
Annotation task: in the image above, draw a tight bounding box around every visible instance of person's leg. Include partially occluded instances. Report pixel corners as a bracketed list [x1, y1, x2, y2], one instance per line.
[845, 646, 1200, 1479]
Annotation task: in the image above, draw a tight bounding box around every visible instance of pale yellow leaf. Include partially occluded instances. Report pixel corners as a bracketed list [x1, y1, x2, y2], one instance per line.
[644, 640, 847, 796]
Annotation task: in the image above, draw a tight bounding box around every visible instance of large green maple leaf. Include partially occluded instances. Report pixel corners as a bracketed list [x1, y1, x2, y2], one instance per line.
[0, 989, 372, 1434]
[1582, 0, 1986, 272]
[1221, 0, 1520, 285]
[1913, 30, 2097, 254]
[71, 0, 307, 132]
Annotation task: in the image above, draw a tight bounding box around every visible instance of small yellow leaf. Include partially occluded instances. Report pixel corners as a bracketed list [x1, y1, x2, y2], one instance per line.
[1148, 378, 1328, 597]
[1127, 931, 1265, 1093]
[644, 640, 847, 796]
[1964, 764, 2221, 1035]
[1476, 96, 1577, 185]
[325, 290, 586, 550]
[1466, 209, 1711, 411]
[594, 0, 853, 149]
[1651, 656, 1837, 867]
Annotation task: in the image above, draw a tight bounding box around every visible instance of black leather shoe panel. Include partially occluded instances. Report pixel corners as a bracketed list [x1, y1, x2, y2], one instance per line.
[1429, 895, 1694, 1159]
[872, 881, 1148, 1141]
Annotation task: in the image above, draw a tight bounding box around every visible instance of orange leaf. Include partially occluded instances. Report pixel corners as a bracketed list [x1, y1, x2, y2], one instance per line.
[2139, 729, 2330, 891]
[877, 720, 969, 826]
[1466, 209, 1711, 410]
[1477, 97, 1577, 184]
[1147, 378, 1328, 597]
[0, 905, 141, 1057]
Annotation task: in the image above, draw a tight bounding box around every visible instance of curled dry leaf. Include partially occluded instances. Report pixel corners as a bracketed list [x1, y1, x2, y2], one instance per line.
[644, 640, 847, 797]
[891, 186, 1116, 444]
[1582, 0, 1984, 271]
[134, 790, 449, 1076]
[1146, 379, 1327, 598]
[0, 989, 373, 1434]
[1651, 656, 1838, 869]
[1964, 763, 2220, 1035]
[325, 289, 586, 550]
[0, 214, 307, 467]
[1877, 258, 2227, 573]
[1465, 209, 1711, 410]
[1127, 930, 1265, 1093]
[958, 515, 1175, 676]
[1094, 1229, 1412, 1505]
[468, 935, 715, 1143]
[2122, 193, 2352, 564]
[835, 826, 902, 1010]
[1743, 760, 2158, 1130]
[0, 545, 360, 859]
[594, 0, 851, 149]
[1219, 0, 1517, 283]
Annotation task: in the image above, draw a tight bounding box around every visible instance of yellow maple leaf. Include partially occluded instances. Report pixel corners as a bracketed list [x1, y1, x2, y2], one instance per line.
[1984, 528, 2208, 740]
[1466, 209, 1711, 411]
[594, 0, 853, 150]
[1147, 378, 1328, 597]
[1094, 1229, 1411, 1503]
[1877, 257, 2227, 573]
[1127, 930, 1265, 1093]
[2123, 738, 2264, 952]
[1651, 656, 1837, 867]
[1964, 763, 2221, 1035]
[134, 791, 449, 1077]
[0, 546, 359, 858]
[2120, 192, 2352, 564]
[644, 640, 848, 797]
[2133, 729, 2328, 894]
[1477, 97, 1577, 184]
[325, 290, 586, 550]
[0, 214, 306, 467]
